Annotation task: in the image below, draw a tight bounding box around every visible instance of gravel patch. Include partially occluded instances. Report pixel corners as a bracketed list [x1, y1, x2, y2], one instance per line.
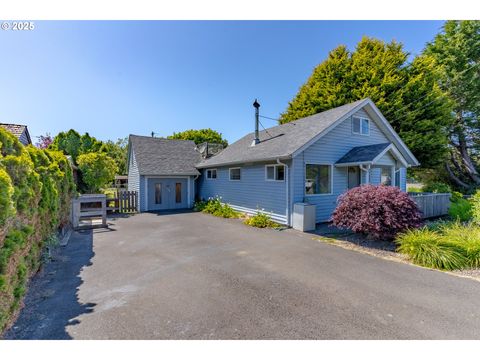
[312, 224, 480, 282]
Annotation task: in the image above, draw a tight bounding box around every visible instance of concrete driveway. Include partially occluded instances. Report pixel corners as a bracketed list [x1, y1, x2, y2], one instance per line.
[6, 211, 480, 339]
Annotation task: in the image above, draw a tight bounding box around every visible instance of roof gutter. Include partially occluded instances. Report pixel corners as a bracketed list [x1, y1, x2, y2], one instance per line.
[196, 155, 292, 169]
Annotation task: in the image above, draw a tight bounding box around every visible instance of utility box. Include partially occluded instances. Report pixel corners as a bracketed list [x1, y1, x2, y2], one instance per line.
[293, 203, 316, 232]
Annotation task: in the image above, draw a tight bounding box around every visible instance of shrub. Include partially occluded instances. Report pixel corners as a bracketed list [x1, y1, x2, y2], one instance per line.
[331, 185, 422, 240]
[422, 182, 452, 193]
[0, 128, 75, 333]
[472, 190, 480, 225]
[450, 191, 464, 203]
[396, 222, 480, 270]
[77, 152, 118, 193]
[396, 227, 468, 270]
[0, 167, 15, 225]
[244, 212, 280, 228]
[448, 198, 472, 222]
[407, 186, 423, 193]
[200, 197, 239, 218]
[193, 200, 208, 212]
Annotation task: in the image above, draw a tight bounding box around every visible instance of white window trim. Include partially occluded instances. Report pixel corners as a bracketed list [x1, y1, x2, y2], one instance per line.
[229, 167, 241, 181]
[205, 168, 217, 180]
[304, 163, 333, 196]
[265, 164, 285, 182]
[352, 116, 370, 136]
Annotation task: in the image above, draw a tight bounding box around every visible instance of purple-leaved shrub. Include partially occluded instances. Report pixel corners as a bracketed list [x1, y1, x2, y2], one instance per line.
[331, 185, 422, 240]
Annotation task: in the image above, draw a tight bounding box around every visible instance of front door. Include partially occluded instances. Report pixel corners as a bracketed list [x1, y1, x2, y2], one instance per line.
[348, 166, 361, 189]
[147, 178, 188, 211]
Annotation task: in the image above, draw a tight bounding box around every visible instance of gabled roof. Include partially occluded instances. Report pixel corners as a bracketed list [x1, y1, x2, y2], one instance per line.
[128, 135, 201, 176]
[336, 143, 391, 165]
[197, 98, 419, 168]
[197, 99, 366, 168]
[0, 123, 32, 145]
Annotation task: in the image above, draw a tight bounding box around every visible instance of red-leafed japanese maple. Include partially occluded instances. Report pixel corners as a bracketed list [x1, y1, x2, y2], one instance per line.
[331, 185, 422, 240]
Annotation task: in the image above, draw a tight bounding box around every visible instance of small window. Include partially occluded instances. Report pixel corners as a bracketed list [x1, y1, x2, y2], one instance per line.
[381, 167, 392, 186]
[352, 116, 369, 135]
[229, 167, 241, 181]
[175, 182, 182, 203]
[155, 183, 162, 204]
[206, 169, 217, 180]
[266, 165, 285, 181]
[305, 164, 331, 195]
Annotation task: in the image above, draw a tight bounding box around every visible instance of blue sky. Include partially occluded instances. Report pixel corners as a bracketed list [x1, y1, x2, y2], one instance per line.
[0, 21, 444, 144]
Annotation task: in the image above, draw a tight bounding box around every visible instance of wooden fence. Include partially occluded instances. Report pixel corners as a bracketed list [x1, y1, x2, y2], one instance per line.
[408, 193, 451, 218]
[107, 190, 138, 213]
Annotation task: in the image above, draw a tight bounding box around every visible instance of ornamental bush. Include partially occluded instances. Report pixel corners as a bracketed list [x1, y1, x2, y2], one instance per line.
[197, 197, 239, 218]
[331, 185, 422, 240]
[77, 152, 118, 193]
[244, 212, 280, 228]
[396, 221, 480, 270]
[0, 128, 75, 333]
[472, 190, 480, 225]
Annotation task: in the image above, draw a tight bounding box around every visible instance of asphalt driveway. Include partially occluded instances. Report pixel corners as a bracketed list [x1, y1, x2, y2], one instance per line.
[6, 211, 480, 339]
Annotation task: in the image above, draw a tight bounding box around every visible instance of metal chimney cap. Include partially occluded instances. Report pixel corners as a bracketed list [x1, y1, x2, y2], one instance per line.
[253, 99, 260, 109]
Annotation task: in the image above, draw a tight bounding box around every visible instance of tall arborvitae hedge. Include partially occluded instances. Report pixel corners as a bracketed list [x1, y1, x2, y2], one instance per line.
[0, 128, 75, 332]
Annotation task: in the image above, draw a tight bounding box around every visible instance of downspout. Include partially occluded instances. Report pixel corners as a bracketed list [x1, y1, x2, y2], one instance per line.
[277, 158, 289, 226]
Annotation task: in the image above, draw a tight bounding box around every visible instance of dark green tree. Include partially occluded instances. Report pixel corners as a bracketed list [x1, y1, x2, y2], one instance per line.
[425, 20, 480, 190]
[280, 37, 452, 168]
[100, 137, 128, 175]
[167, 128, 228, 148]
[50, 129, 103, 162]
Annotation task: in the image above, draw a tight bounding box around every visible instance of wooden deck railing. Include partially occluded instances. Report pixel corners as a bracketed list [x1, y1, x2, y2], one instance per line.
[408, 192, 451, 218]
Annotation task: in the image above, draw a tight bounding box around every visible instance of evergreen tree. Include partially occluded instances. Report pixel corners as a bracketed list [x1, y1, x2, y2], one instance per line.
[280, 37, 452, 168]
[168, 128, 228, 148]
[425, 20, 480, 190]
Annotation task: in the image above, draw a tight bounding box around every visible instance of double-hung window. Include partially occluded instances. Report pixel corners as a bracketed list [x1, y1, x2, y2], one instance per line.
[265, 164, 285, 181]
[305, 164, 332, 195]
[229, 167, 241, 181]
[206, 169, 217, 180]
[352, 116, 370, 135]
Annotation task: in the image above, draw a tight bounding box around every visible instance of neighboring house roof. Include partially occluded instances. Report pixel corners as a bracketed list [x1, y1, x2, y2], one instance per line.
[336, 143, 391, 165]
[197, 98, 419, 168]
[128, 135, 201, 176]
[0, 123, 32, 145]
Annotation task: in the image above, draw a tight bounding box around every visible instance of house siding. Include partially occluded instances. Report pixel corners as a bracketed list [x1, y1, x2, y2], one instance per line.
[198, 161, 290, 224]
[128, 150, 140, 193]
[18, 130, 30, 146]
[293, 109, 404, 222]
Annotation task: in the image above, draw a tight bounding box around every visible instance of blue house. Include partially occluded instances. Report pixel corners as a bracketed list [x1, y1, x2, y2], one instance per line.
[128, 98, 419, 225]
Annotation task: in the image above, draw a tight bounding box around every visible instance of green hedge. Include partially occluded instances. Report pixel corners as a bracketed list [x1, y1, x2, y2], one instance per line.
[0, 128, 75, 332]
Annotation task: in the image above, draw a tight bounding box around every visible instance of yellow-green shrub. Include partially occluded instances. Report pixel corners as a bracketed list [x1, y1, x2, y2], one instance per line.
[0, 128, 75, 333]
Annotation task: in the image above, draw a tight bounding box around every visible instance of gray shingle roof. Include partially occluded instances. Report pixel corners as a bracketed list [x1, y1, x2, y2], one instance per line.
[336, 143, 391, 164]
[0, 123, 31, 145]
[197, 99, 367, 168]
[129, 135, 201, 176]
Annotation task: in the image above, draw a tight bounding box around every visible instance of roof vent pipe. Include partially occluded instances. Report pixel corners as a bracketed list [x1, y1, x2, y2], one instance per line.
[252, 99, 260, 146]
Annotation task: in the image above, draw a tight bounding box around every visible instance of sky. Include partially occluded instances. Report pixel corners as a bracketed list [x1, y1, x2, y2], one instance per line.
[0, 21, 445, 144]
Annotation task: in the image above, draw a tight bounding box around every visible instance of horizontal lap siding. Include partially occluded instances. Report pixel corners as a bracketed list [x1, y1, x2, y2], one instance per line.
[294, 109, 391, 222]
[198, 162, 289, 222]
[128, 151, 141, 211]
[139, 175, 146, 211]
[375, 151, 396, 166]
[399, 167, 407, 192]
